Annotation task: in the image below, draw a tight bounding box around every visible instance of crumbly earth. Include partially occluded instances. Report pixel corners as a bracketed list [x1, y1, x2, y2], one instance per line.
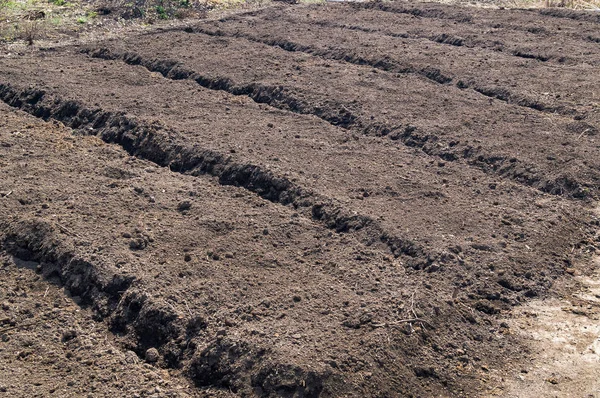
[0, 249, 234, 398]
[0, 1, 599, 397]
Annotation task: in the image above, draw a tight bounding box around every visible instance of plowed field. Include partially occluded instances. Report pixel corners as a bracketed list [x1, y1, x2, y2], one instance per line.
[1, 1, 599, 397]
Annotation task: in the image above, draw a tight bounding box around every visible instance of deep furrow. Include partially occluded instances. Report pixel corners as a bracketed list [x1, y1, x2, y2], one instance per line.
[0, 216, 331, 396]
[83, 46, 592, 200]
[190, 24, 569, 117]
[0, 82, 435, 267]
[0, 219, 162, 350]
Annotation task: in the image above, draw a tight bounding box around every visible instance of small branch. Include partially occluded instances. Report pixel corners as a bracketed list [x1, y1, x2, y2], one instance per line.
[372, 318, 432, 328]
[577, 128, 591, 140]
[183, 299, 193, 318]
[55, 223, 81, 239]
[0, 325, 20, 334]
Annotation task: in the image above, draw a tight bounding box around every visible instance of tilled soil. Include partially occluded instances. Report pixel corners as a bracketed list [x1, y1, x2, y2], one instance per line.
[0, 249, 232, 398]
[0, 1, 599, 397]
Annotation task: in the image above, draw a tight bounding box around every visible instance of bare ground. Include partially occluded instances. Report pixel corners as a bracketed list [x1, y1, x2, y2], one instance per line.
[1, 1, 600, 396]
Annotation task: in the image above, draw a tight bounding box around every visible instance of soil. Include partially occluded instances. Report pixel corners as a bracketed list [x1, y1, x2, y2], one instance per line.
[0, 249, 233, 398]
[0, 1, 600, 397]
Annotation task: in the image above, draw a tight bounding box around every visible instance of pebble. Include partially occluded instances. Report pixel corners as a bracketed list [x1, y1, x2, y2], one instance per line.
[61, 329, 78, 342]
[145, 348, 160, 363]
[129, 238, 147, 250]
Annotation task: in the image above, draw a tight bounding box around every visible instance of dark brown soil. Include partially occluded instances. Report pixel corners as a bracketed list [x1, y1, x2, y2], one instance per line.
[0, 1, 599, 397]
[0, 249, 232, 398]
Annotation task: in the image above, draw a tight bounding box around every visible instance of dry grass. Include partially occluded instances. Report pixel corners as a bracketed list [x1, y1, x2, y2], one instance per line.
[202, 0, 271, 10]
[20, 19, 42, 45]
[503, 0, 600, 9]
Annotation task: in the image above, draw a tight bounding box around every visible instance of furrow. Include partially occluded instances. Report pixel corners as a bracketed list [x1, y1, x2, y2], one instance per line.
[537, 8, 600, 24]
[83, 47, 359, 129]
[83, 46, 592, 199]
[285, 16, 558, 65]
[0, 82, 433, 266]
[189, 24, 569, 116]
[0, 219, 333, 396]
[189, 26, 452, 84]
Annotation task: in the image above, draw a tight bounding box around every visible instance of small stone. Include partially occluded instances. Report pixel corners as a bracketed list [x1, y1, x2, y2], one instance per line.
[458, 355, 470, 363]
[291, 334, 302, 339]
[177, 201, 192, 212]
[129, 238, 147, 250]
[546, 376, 559, 385]
[292, 295, 301, 302]
[145, 348, 160, 363]
[184, 254, 191, 262]
[61, 329, 77, 342]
